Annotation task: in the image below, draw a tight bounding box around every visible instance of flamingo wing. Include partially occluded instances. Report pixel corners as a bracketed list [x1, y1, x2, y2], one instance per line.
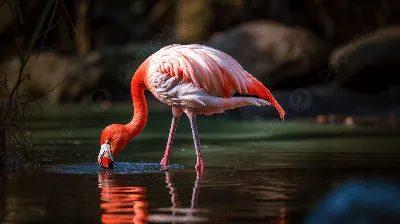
[145, 44, 285, 119]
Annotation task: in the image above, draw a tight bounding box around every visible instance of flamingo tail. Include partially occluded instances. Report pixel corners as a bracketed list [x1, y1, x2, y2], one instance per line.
[248, 78, 286, 120]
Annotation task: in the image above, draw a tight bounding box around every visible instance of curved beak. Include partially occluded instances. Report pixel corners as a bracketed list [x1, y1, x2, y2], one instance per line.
[98, 143, 113, 169]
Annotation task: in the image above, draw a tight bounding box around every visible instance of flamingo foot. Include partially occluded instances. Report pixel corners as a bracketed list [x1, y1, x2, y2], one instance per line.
[160, 157, 169, 168]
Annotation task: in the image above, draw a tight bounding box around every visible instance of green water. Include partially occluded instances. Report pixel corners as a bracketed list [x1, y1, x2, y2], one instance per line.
[1, 103, 400, 223]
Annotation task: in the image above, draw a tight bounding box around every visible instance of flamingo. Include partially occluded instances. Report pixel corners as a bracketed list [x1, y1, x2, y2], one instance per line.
[98, 44, 285, 172]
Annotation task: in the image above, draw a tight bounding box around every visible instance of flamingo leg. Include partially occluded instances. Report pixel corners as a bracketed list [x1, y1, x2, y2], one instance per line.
[187, 112, 205, 172]
[160, 108, 182, 167]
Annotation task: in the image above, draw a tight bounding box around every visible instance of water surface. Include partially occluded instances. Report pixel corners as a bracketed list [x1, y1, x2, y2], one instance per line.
[1, 104, 400, 223]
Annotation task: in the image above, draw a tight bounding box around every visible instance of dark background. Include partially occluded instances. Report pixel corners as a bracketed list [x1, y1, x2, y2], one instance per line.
[1, 1, 400, 223]
[0, 0, 399, 120]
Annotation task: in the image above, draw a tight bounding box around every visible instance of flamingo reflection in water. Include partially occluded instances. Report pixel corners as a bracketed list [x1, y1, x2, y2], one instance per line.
[98, 170, 206, 224]
[151, 170, 207, 223]
[98, 171, 149, 224]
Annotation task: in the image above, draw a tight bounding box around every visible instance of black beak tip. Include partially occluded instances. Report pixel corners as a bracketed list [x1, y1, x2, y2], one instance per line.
[100, 161, 114, 170]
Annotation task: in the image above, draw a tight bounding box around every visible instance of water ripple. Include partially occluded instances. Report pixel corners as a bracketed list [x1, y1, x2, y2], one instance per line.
[45, 162, 184, 175]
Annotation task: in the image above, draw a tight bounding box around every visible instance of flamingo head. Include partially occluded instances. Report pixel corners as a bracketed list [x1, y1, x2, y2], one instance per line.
[98, 124, 129, 169]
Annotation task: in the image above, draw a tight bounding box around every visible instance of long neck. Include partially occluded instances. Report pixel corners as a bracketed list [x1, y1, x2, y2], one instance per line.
[125, 65, 148, 139]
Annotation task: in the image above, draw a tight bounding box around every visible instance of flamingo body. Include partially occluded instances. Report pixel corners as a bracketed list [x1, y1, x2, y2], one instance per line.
[98, 44, 285, 172]
[145, 44, 284, 116]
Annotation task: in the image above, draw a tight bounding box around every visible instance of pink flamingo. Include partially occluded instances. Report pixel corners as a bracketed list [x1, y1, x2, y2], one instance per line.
[98, 44, 285, 172]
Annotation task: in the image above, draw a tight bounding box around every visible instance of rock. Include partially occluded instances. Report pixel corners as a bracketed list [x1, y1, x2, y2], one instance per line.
[208, 20, 330, 89]
[306, 180, 400, 224]
[0, 41, 171, 103]
[0, 52, 103, 103]
[329, 26, 400, 94]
